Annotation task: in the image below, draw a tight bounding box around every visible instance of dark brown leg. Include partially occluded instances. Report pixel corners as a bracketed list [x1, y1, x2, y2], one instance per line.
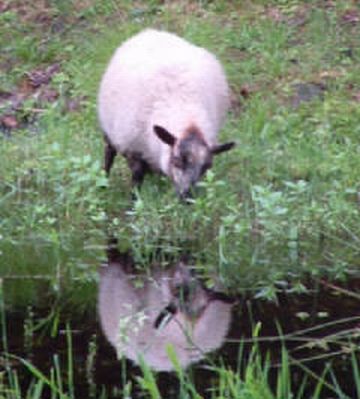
[104, 142, 117, 176]
[126, 153, 150, 187]
[106, 236, 135, 273]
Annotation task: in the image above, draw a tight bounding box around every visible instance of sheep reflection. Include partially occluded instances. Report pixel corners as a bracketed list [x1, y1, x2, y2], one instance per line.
[98, 245, 233, 372]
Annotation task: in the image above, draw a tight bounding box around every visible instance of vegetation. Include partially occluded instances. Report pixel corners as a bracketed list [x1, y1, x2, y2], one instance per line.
[0, 0, 359, 398]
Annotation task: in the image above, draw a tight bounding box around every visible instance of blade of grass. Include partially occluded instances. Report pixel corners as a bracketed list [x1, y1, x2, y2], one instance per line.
[66, 323, 74, 398]
[351, 350, 360, 398]
[7, 354, 67, 398]
[54, 353, 64, 396]
[137, 355, 162, 399]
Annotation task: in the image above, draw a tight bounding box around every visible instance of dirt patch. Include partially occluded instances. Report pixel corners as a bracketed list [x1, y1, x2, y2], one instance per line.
[341, 8, 360, 26]
[24, 63, 61, 88]
[264, 3, 311, 28]
[1, 0, 57, 25]
[0, 63, 61, 134]
[291, 82, 327, 107]
[230, 84, 258, 116]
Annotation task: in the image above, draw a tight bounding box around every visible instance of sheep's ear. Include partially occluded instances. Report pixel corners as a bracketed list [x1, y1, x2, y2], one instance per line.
[212, 141, 236, 155]
[154, 125, 176, 147]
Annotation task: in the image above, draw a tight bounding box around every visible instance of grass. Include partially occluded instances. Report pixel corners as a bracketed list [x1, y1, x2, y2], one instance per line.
[0, 0, 359, 397]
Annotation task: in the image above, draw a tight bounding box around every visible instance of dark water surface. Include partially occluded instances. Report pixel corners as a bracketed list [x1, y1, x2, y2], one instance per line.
[2, 253, 360, 398]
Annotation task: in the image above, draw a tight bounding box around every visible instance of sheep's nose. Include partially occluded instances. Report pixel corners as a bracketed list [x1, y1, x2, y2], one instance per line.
[178, 189, 193, 203]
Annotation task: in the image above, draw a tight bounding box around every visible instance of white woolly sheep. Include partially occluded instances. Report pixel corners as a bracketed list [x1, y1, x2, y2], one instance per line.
[98, 247, 233, 371]
[98, 29, 235, 199]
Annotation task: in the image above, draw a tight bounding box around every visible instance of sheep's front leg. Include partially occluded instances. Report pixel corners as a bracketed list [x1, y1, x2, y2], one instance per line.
[104, 142, 117, 177]
[126, 153, 150, 187]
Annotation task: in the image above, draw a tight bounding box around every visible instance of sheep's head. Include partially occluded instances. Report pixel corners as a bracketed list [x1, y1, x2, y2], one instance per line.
[154, 125, 235, 199]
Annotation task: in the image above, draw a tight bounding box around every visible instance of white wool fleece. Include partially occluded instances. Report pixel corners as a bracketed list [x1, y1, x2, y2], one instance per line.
[98, 29, 230, 175]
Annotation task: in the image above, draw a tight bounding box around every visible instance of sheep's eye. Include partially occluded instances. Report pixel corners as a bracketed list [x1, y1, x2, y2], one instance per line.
[182, 154, 191, 166]
[173, 155, 189, 169]
[173, 156, 184, 169]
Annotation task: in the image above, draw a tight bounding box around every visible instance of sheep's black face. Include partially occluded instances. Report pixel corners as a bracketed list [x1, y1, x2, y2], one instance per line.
[171, 136, 212, 199]
[154, 125, 235, 200]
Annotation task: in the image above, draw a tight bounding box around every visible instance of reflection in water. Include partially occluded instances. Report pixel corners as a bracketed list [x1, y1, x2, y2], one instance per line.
[4, 257, 359, 397]
[98, 245, 234, 371]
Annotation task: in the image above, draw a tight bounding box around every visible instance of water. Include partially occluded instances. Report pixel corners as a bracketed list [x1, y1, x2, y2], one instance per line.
[1, 242, 359, 398]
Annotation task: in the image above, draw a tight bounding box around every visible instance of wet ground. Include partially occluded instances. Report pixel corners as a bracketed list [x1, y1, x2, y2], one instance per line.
[2, 245, 359, 398]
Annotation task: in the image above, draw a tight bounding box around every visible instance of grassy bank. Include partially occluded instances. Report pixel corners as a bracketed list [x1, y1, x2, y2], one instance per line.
[1, 1, 360, 293]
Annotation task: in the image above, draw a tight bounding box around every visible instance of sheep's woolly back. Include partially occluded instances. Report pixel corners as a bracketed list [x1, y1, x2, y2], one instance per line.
[98, 29, 230, 175]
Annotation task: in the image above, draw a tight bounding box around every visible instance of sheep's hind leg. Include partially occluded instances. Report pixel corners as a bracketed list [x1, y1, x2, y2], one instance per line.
[104, 142, 117, 177]
[126, 153, 150, 187]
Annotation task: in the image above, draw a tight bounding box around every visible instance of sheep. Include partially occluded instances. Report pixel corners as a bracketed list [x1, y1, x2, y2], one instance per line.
[98, 244, 234, 371]
[98, 29, 235, 199]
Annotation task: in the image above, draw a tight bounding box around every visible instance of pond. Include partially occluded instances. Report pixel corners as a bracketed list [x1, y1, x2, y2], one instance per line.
[1, 238, 359, 398]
